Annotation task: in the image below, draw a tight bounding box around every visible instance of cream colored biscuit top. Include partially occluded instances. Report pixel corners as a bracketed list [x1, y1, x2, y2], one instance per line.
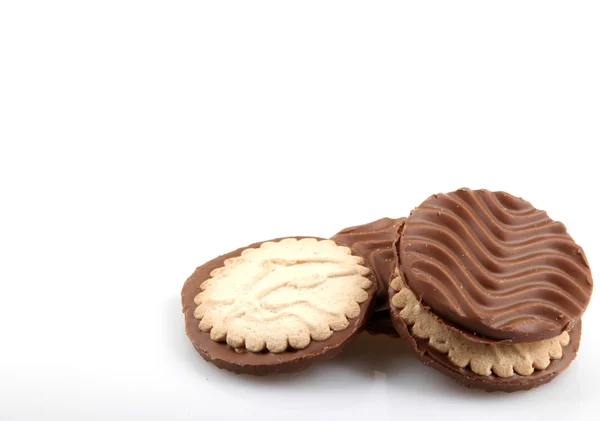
[390, 273, 570, 377]
[194, 238, 372, 353]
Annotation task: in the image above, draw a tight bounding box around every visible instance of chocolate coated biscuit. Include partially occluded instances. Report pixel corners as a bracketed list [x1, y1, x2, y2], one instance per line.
[398, 188, 592, 343]
[182, 237, 377, 374]
[389, 188, 592, 391]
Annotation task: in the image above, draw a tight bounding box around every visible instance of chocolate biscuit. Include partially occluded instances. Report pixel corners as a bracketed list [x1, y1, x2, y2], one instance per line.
[389, 188, 592, 391]
[182, 237, 377, 374]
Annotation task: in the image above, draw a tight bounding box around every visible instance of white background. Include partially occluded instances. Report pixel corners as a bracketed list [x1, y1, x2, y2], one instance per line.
[1, 1, 599, 420]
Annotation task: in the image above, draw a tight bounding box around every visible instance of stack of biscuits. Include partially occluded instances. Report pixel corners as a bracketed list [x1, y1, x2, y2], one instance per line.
[181, 188, 593, 392]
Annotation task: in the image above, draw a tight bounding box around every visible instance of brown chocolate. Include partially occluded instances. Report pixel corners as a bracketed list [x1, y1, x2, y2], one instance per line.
[398, 188, 593, 343]
[388, 282, 582, 392]
[332, 217, 406, 336]
[181, 237, 377, 375]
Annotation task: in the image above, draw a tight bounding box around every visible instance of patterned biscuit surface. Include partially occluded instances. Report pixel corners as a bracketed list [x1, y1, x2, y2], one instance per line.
[390, 273, 570, 377]
[194, 238, 372, 353]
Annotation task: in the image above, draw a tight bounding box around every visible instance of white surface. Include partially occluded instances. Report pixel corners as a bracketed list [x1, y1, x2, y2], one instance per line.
[0, 1, 599, 420]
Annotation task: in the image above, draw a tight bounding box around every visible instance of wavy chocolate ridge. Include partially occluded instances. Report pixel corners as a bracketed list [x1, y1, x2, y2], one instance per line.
[399, 188, 593, 343]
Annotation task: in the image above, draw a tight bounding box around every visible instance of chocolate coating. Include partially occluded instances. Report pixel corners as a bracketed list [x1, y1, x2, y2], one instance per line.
[181, 237, 377, 375]
[388, 282, 582, 392]
[332, 217, 406, 336]
[398, 188, 592, 343]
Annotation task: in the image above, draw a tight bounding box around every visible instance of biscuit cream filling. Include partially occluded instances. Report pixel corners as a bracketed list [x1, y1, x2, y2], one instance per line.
[194, 238, 372, 353]
[390, 272, 570, 377]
